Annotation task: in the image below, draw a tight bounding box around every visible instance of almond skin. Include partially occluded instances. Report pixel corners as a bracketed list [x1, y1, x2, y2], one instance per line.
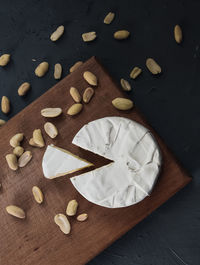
[70, 87, 81, 103]
[1, 96, 10, 114]
[112, 97, 134, 110]
[114, 30, 130, 40]
[83, 87, 94, 103]
[146, 58, 161, 75]
[67, 103, 83, 116]
[83, 71, 97, 86]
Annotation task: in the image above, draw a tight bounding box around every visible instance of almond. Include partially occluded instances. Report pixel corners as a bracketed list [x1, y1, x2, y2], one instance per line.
[41, 108, 62, 118]
[70, 87, 81, 103]
[32, 186, 44, 204]
[54, 63, 62, 79]
[104, 12, 115, 24]
[146, 58, 161, 75]
[69, 61, 83, 73]
[44, 122, 58, 139]
[33, 129, 45, 147]
[6, 154, 18, 171]
[6, 205, 25, 219]
[10, 133, 24, 147]
[83, 71, 97, 86]
[83, 87, 94, 103]
[0, 54, 10, 66]
[82, 32, 97, 42]
[67, 103, 83, 116]
[1, 96, 10, 114]
[54, 214, 71, 234]
[120, 79, 131, 91]
[66, 200, 78, 216]
[18, 151, 32, 167]
[114, 30, 130, 40]
[35, 62, 49, 77]
[174, 25, 182, 44]
[13, 146, 24, 157]
[77, 213, 88, 222]
[18, 82, 31, 96]
[112, 97, 134, 110]
[130, 67, 142, 79]
[50, 25, 64, 41]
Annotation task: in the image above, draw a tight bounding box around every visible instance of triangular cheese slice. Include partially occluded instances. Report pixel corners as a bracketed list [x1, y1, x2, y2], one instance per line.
[42, 145, 93, 179]
[70, 117, 162, 208]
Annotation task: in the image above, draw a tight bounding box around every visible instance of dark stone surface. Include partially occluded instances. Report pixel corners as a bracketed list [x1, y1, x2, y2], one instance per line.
[0, 0, 200, 264]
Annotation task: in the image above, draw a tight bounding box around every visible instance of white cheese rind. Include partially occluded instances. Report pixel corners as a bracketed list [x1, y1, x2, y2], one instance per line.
[42, 145, 92, 179]
[71, 116, 162, 208]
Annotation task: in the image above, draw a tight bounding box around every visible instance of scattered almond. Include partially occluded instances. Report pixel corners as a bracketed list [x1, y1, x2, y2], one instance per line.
[33, 129, 45, 147]
[10, 133, 24, 148]
[6, 154, 18, 171]
[69, 61, 83, 73]
[54, 63, 62, 79]
[0, 54, 10, 66]
[18, 151, 32, 167]
[66, 200, 78, 216]
[114, 30, 130, 40]
[130, 67, 142, 79]
[50, 25, 64, 41]
[112, 97, 134, 110]
[54, 214, 71, 235]
[174, 25, 182, 44]
[83, 87, 94, 103]
[0, 119, 6, 126]
[77, 213, 88, 222]
[44, 122, 58, 139]
[1, 96, 10, 114]
[120, 79, 131, 91]
[35, 62, 49, 77]
[104, 12, 115, 24]
[41, 108, 62, 118]
[32, 186, 43, 204]
[6, 205, 25, 219]
[82, 32, 97, 42]
[29, 138, 40, 147]
[70, 87, 81, 103]
[18, 82, 31, 96]
[67, 103, 83, 116]
[83, 71, 97, 86]
[13, 146, 24, 157]
[146, 58, 161, 75]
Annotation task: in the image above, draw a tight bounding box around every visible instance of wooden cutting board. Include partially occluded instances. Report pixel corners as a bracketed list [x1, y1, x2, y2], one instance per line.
[0, 57, 191, 265]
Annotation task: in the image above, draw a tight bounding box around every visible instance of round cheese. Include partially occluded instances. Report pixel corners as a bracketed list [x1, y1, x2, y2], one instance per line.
[71, 116, 162, 208]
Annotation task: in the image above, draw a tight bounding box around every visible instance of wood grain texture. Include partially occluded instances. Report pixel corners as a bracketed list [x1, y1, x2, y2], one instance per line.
[0, 57, 191, 265]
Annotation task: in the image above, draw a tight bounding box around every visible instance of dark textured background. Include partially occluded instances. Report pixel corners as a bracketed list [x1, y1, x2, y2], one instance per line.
[0, 0, 200, 264]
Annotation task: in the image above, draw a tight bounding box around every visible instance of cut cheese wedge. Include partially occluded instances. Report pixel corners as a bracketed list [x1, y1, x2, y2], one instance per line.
[42, 145, 93, 179]
[71, 116, 162, 208]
